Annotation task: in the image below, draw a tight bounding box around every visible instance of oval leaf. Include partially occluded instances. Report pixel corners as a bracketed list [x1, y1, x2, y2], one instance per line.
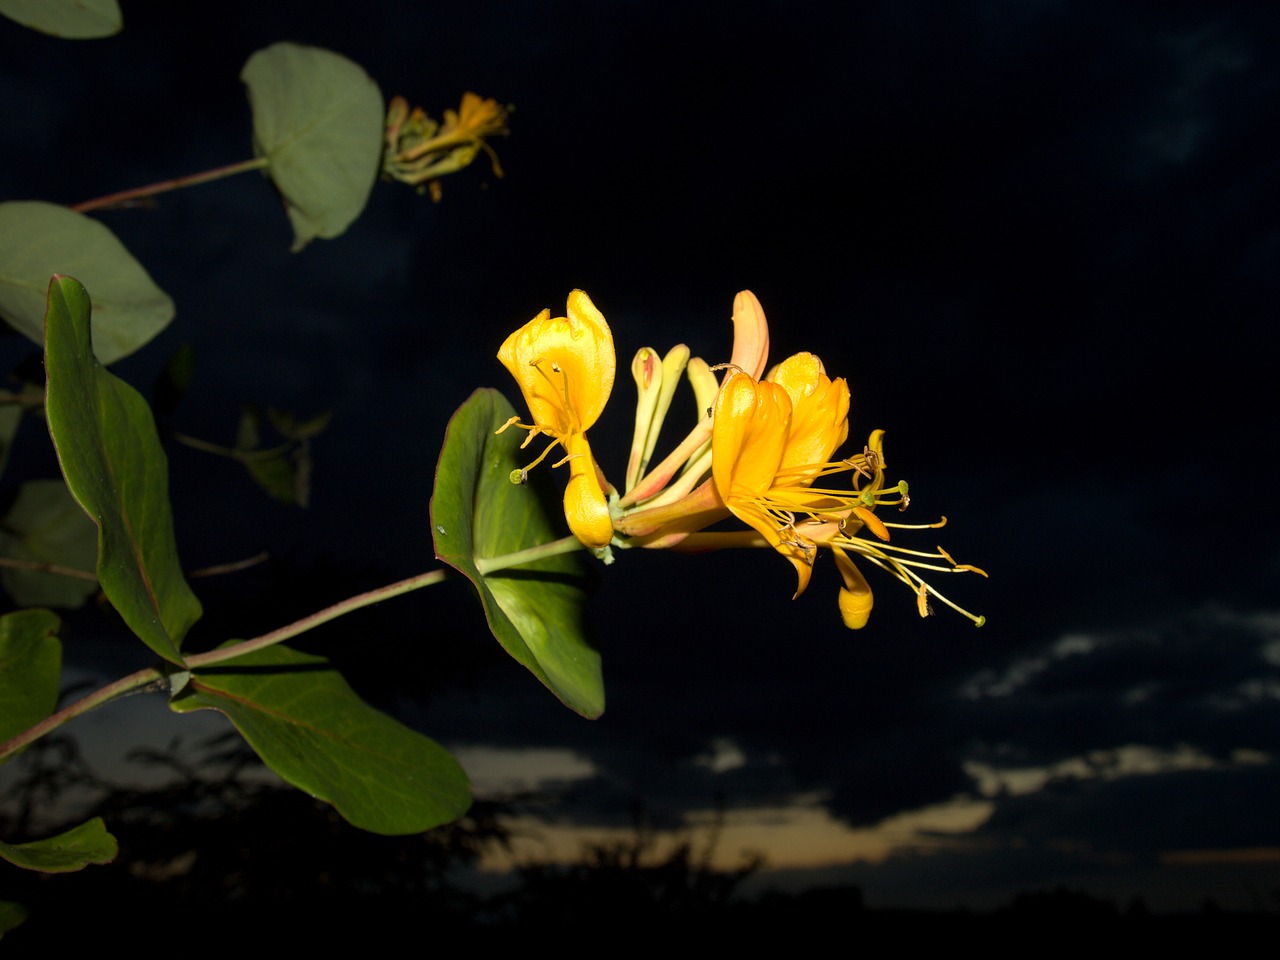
[0, 608, 61, 747]
[0, 202, 173, 364]
[0, 0, 121, 38]
[43, 276, 200, 663]
[431, 388, 603, 718]
[171, 643, 471, 835]
[0, 818, 117, 873]
[0, 480, 99, 609]
[241, 43, 384, 252]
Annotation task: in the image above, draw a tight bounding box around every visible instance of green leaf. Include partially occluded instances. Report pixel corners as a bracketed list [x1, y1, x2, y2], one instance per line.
[234, 405, 319, 507]
[170, 643, 471, 835]
[0, 402, 20, 482]
[43, 276, 200, 664]
[0, 202, 173, 364]
[0, 608, 61, 747]
[241, 43, 384, 252]
[0, 480, 99, 609]
[0, 0, 121, 38]
[0, 818, 117, 873]
[0, 900, 28, 938]
[431, 389, 603, 718]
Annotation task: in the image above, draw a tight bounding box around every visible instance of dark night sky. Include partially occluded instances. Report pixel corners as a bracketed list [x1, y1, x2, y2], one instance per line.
[2, 0, 1278, 913]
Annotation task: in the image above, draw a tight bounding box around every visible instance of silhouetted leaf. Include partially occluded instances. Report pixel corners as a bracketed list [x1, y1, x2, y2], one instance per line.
[432, 389, 603, 718]
[0, 0, 120, 38]
[0, 608, 61, 747]
[242, 43, 384, 251]
[0, 818, 117, 873]
[0, 202, 173, 364]
[171, 643, 471, 834]
[43, 276, 200, 663]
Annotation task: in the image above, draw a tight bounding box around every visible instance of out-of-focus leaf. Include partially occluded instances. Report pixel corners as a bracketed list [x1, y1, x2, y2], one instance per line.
[153, 342, 196, 418]
[241, 43, 384, 251]
[0, 818, 117, 872]
[267, 406, 332, 441]
[43, 276, 200, 664]
[0, 403, 20, 481]
[171, 643, 471, 834]
[431, 388, 603, 718]
[0, 480, 99, 609]
[0, 608, 61, 747]
[0, 202, 173, 364]
[0, 0, 120, 38]
[234, 405, 317, 507]
[0, 900, 28, 938]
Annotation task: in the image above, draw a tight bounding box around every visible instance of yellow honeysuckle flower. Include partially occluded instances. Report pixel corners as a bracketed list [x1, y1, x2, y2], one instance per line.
[497, 290, 616, 549]
[711, 353, 851, 598]
[492, 287, 984, 628]
[707, 357, 985, 629]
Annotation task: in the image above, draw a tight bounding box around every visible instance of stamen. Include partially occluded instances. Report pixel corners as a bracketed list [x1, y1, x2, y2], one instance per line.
[917, 583, 933, 618]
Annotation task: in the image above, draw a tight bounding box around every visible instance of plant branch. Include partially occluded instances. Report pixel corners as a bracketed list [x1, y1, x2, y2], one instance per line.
[0, 537, 583, 765]
[70, 157, 270, 214]
[0, 556, 98, 581]
[184, 568, 451, 668]
[0, 666, 165, 766]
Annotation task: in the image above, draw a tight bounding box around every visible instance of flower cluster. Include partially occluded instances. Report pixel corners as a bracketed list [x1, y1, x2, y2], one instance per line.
[382, 92, 508, 201]
[497, 290, 985, 629]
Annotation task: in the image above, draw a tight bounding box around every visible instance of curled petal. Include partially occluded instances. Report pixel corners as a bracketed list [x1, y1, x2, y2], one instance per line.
[562, 434, 613, 549]
[728, 290, 770, 380]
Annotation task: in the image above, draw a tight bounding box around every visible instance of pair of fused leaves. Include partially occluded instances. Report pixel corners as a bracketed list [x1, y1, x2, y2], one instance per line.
[0, 43, 383, 364]
[0, 279, 469, 876]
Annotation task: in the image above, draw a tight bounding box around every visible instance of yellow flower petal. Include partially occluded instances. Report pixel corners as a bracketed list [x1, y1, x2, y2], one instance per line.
[497, 291, 616, 550]
[497, 291, 615, 437]
[563, 433, 614, 549]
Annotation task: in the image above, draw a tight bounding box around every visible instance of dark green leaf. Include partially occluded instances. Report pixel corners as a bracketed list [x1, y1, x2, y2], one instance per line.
[0, 402, 20, 482]
[0, 900, 28, 938]
[242, 43, 384, 251]
[0, 818, 117, 873]
[0, 202, 173, 364]
[243, 451, 302, 506]
[431, 389, 603, 718]
[153, 342, 196, 418]
[0, 608, 61, 747]
[0, 480, 99, 609]
[43, 276, 201, 663]
[0, 0, 121, 38]
[171, 643, 471, 835]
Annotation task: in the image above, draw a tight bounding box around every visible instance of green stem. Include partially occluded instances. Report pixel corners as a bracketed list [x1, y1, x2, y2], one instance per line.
[0, 666, 165, 766]
[172, 431, 292, 462]
[474, 535, 584, 574]
[0, 536, 583, 765]
[70, 157, 270, 214]
[185, 568, 450, 669]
